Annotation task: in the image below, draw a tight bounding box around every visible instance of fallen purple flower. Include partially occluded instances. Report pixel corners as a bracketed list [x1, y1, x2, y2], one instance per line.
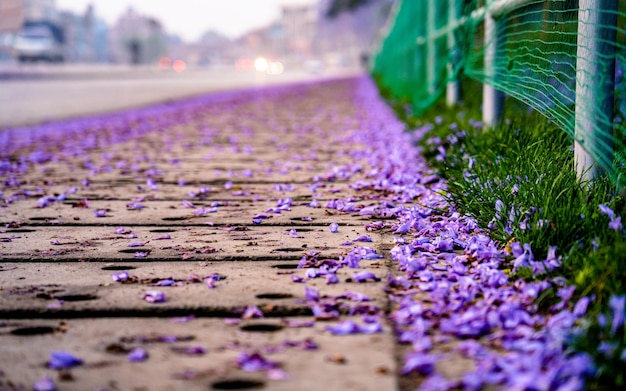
[326, 273, 339, 284]
[134, 251, 149, 258]
[128, 241, 148, 247]
[329, 222, 339, 233]
[236, 351, 280, 372]
[48, 351, 83, 369]
[599, 204, 615, 220]
[305, 286, 320, 301]
[352, 271, 381, 283]
[609, 295, 625, 335]
[127, 347, 149, 362]
[94, 209, 107, 217]
[402, 352, 437, 375]
[291, 275, 305, 283]
[325, 319, 383, 335]
[154, 233, 172, 240]
[143, 290, 166, 303]
[353, 235, 373, 242]
[609, 216, 622, 231]
[111, 271, 129, 282]
[242, 305, 264, 319]
[33, 376, 56, 391]
[153, 279, 176, 286]
[325, 320, 360, 335]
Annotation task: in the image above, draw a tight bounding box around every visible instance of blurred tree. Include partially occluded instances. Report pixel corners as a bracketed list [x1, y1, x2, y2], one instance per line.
[325, 0, 373, 18]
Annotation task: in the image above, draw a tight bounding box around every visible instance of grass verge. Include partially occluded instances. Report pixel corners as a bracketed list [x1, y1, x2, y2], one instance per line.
[377, 77, 626, 389]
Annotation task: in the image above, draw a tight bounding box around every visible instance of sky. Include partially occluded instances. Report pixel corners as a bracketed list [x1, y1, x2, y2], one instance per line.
[56, 0, 316, 42]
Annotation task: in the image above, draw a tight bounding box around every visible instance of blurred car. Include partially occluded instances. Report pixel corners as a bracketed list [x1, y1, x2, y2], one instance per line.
[13, 21, 65, 63]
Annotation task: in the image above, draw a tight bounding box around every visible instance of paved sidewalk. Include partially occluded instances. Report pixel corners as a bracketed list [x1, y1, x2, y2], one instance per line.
[0, 73, 594, 391]
[0, 77, 404, 390]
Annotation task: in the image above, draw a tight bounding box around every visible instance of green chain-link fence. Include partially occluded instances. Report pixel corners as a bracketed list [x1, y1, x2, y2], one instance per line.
[372, 0, 626, 185]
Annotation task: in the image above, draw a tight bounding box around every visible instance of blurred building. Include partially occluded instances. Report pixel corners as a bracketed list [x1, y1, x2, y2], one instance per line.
[282, 4, 317, 55]
[59, 4, 109, 62]
[195, 30, 234, 66]
[235, 2, 318, 67]
[22, 0, 55, 20]
[109, 7, 167, 64]
[315, 0, 394, 67]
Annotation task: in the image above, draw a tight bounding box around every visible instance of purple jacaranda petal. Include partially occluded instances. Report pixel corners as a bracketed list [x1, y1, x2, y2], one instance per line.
[128, 241, 148, 247]
[236, 352, 280, 372]
[598, 341, 617, 357]
[112, 271, 129, 282]
[303, 267, 319, 278]
[609, 216, 622, 231]
[358, 321, 383, 334]
[94, 209, 107, 217]
[288, 229, 299, 238]
[461, 372, 483, 391]
[154, 279, 175, 286]
[352, 271, 381, 283]
[329, 222, 339, 233]
[325, 320, 360, 335]
[134, 251, 149, 258]
[311, 303, 340, 320]
[341, 291, 371, 302]
[126, 202, 145, 210]
[242, 305, 264, 319]
[143, 290, 166, 303]
[308, 199, 320, 208]
[33, 376, 56, 391]
[204, 277, 216, 288]
[402, 352, 437, 375]
[182, 199, 195, 208]
[326, 273, 339, 284]
[418, 373, 456, 391]
[305, 286, 320, 301]
[573, 297, 591, 317]
[599, 204, 615, 220]
[127, 347, 149, 362]
[353, 235, 373, 242]
[291, 275, 305, 283]
[46, 300, 63, 309]
[436, 238, 454, 252]
[394, 222, 410, 234]
[48, 351, 83, 369]
[609, 295, 625, 335]
[154, 233, 172, 240]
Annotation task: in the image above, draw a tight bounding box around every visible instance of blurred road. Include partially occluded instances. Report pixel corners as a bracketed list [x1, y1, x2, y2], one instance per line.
[0, 64, 361, 129]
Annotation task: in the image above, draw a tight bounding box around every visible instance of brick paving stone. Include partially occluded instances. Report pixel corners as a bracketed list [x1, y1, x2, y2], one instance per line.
[0, 317, 395, 391]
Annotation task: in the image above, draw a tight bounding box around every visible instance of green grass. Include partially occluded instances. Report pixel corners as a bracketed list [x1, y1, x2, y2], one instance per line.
[377, 77, 626, 389]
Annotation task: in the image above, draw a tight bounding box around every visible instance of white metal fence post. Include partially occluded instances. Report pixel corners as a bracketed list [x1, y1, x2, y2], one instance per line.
[427, 0, 437, 95]
[447, 0, 461, 106]
[483, 4, 505, 128]
[574, 0, 617, 181]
